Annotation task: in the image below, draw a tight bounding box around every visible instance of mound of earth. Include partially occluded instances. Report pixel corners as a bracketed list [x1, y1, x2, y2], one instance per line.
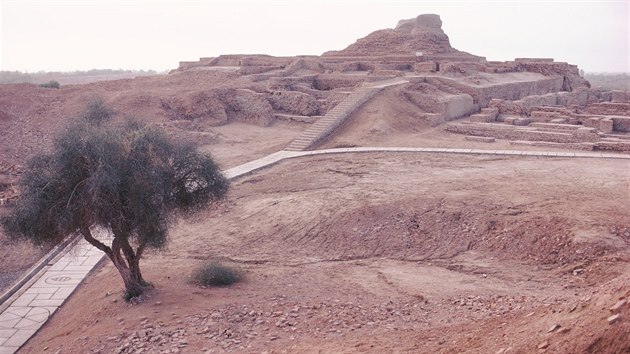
[323, 14, 479, 59]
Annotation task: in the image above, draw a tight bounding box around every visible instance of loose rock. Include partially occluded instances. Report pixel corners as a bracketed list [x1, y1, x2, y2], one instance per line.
[607, 314, 622, 324]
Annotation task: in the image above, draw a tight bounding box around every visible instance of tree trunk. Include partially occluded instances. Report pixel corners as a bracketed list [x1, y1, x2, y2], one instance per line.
[112, 254, 146, 298]
[111, 236, 148, 299]
[81, 226, 149, 300]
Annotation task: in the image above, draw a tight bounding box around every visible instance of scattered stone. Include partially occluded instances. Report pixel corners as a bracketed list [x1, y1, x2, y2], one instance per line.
[513, 117, 531, 126]
[547, 324, 561, 333]
[130, 296, 144, 305]
[607, 314, 621, 324]
[465, 136, 495, 143]
[572, 268, 584, 276]
[610, 299, 627, 313]
[537, 340, 549, 349]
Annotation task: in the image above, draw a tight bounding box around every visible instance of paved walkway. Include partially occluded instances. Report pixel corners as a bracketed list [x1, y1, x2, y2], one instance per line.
[225, 146, 630, 179]
[0, 236, 110, 354]
[1, 146, 629, 353]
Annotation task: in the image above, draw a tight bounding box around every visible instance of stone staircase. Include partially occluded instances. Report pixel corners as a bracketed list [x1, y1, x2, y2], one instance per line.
[285, 78, 407, 151]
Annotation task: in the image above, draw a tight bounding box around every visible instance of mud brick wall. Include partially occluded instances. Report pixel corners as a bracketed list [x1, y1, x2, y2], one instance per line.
[585, 102, 630, 116]
[611, 91, 629, 103]
[313, 75, 365, 90]
[477, 77, 564, 106]
[530, 111, 565, 122]
[441, 94, 478, 120]
[446, 123, 600, 143]
[594, 141, 630, 151]
[415, 62, 437, 73]
[610, 116, 630, 132]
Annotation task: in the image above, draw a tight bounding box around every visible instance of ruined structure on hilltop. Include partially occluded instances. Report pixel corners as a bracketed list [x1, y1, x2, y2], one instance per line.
[2, 14, 625, 158]
[139, 15, 630, 152]
[323, 13, 483, 61]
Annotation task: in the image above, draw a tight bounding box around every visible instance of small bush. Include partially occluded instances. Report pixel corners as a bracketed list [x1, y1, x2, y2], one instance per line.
[39, 80, 60, 89]
[82, 97, 114, 126]
[193, 261, 243, 287]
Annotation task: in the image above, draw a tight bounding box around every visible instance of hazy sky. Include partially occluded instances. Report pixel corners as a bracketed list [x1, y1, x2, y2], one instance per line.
[1, 1, 628, 73]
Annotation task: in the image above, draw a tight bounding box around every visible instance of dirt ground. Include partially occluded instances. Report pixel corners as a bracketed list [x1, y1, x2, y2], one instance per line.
[19, 152, 630, 353]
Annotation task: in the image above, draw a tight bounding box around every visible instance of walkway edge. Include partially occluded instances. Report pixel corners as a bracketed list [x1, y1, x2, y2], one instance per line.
[0, 234, 81, 310]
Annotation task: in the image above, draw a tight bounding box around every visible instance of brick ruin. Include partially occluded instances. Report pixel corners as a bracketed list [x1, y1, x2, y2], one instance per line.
[172, 14, 629, 152]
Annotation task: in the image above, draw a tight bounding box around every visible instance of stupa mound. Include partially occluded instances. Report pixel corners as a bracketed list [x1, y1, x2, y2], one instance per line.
[323, 14, 482, 61]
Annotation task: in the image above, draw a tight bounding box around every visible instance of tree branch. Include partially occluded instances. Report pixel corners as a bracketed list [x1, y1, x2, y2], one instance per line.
[80, 225, 113, 258]
[119, 236, 137, 266]
[66, 178, 88, 208]
[136, 241, 147, 260]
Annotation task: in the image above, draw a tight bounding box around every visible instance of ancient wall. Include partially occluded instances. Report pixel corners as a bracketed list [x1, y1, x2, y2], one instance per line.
[476, 77, 565, 105]
[239, 65, 283, 75]
[585, 102, 630, 116]
[268, 91, 321, 116]
[608, 116, 630, 132]
[279, 58, 324, 77]
[469, 107, 499, 122]
[611, 91, 630, 103]
[439, 62, 489, 74]
[313, 75, 366, 91]
[442, 94, 478, 120]
[446, 122, 600, 143]
[419, 75, 565, 107]
[488, 87, 593, 116]
[177, 61, 203, 71]
[160, 92, 228, 127]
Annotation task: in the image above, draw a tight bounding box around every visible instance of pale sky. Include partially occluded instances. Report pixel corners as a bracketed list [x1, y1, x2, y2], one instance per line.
[1, 0, 628, 73]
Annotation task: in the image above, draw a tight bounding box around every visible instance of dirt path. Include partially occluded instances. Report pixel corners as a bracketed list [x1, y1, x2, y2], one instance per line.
[20, 153, 630, 353]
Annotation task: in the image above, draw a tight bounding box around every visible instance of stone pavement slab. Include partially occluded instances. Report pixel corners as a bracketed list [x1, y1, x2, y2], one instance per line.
[0, 235, 111, 354]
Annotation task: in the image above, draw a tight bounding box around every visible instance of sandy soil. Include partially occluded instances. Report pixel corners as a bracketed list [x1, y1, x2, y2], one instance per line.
[20, 152, 630, 353]
[199, 121, 305, 169]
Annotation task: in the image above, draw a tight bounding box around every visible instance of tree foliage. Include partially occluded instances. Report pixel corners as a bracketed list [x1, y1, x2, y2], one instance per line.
[2, 103, 229, 298]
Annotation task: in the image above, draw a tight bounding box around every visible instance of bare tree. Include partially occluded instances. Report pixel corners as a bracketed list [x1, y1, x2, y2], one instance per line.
[2, 103, 229, 299]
